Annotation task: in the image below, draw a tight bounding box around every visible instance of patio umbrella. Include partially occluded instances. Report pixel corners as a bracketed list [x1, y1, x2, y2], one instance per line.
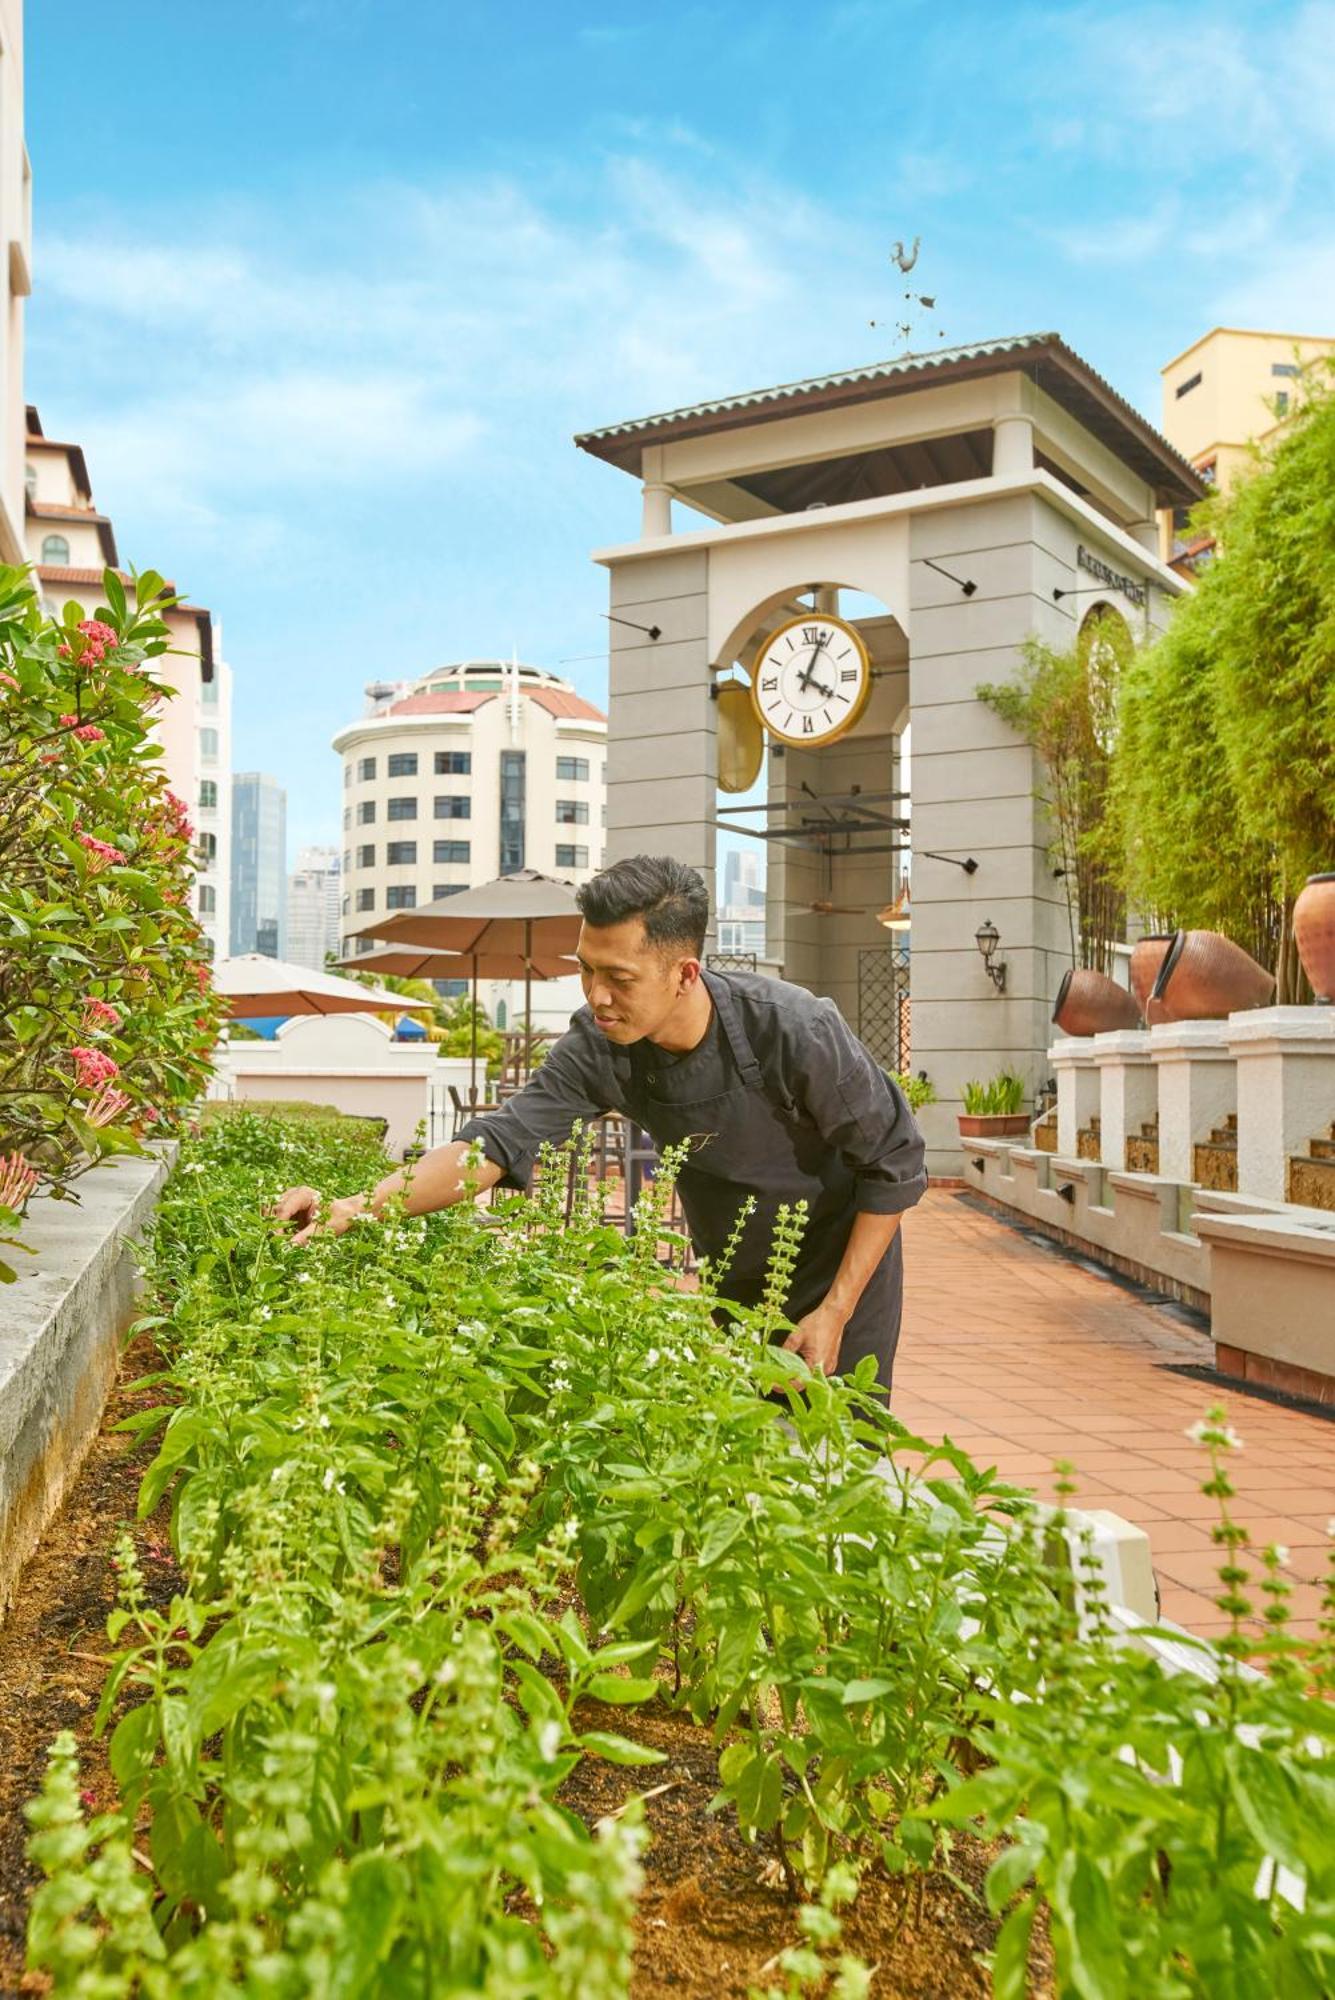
[354, 870, 583, 1079]
[213, 954, 433, 1020]
[335, 941, 580, 1101]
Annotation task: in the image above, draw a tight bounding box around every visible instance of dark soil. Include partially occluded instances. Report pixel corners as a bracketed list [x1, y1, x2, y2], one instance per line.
[560, 1698, 1054, 1999]
[0, 1345, 1055, 1998]
[0, 1335, 178, 1999]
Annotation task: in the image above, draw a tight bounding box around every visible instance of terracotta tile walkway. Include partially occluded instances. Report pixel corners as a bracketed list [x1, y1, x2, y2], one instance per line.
[895, 1192, 1335, 1643]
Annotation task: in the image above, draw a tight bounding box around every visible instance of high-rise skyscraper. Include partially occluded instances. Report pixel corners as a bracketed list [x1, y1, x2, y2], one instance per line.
[286, 846, 342, 971]
[230, 773, 288, 958]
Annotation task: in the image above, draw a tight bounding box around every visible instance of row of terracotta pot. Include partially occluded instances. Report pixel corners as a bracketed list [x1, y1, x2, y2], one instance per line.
[1051, 873, 1335, 1035]
[1054, 931, 1273, 1035]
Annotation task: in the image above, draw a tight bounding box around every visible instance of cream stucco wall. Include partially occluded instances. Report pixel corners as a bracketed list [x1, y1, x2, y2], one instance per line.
[1161, 327, 1334, 476]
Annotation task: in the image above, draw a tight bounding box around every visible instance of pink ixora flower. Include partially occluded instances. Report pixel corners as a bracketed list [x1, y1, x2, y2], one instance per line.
[71, 1046, 120, 1089]
[74, 723, 106, 744]
[0, 1152, 37, 1210]
[79, 619, 118, 649]
[84, 1082, 132, 1128]
[78, 832, 126, 872]
[0, 669, 18, 691]
[82, 997, 122, 1032]
[58, 712, 78, 726]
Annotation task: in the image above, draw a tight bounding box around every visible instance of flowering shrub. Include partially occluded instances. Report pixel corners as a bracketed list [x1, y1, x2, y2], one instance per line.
[0, 565, 222, 1272]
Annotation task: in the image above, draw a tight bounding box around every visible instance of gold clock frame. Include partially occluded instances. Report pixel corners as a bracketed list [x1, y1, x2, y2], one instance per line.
[749, 612, 873, 749]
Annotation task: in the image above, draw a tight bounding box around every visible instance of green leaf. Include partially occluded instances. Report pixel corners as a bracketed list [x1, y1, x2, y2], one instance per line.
[585, 1673, 659, 1705]
[578, 1731, 667, 1766]
[842, 1677, 896, 1705]
[328, 1853, 407, 1998]
[699, 1509, 745, 1566]
[1062, 1854, 1127, 2000]
[108, 1699, 158, 1792]
[985, 1842, 1037, 1915]
[991, 1892, 1038, 2000]
[1226, 1745, 1303, 1870]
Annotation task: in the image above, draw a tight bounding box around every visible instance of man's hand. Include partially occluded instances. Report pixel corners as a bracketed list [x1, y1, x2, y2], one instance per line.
[781, 1301, 847, 1375]
[271, 1186, 370, 1248]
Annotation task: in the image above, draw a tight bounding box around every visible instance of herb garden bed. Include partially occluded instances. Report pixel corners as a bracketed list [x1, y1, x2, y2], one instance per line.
[4, 1107, 1333, 1997]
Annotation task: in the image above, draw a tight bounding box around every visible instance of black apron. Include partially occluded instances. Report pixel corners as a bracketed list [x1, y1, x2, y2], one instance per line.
[620, 971, 903, 1395]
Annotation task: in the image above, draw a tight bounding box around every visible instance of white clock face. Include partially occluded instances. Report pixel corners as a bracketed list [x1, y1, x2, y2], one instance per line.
[751, 616, 871, 747]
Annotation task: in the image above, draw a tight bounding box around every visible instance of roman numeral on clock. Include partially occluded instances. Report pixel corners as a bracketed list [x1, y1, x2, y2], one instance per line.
[801, 715, 814, 734]
[841, 667, 858, 683]
[761, 674, 778, 691]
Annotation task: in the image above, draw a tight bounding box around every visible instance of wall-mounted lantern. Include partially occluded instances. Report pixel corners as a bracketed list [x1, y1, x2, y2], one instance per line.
[974, 918, 1007, 993]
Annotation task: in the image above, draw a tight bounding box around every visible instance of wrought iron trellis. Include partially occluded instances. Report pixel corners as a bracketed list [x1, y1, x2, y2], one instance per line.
[857, 946, 910, 1073]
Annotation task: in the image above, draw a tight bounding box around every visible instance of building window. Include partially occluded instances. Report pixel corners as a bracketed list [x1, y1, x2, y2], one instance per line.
[500, 750, 525, 873]
[386, 885, 417, 909]
[1197, 458, 1217, 487]
[556, 755, 589, 782]
[1272, 362, 1301, 378]
[387, 796, 417, 821]
[1175, 371, 1202, 399]
[342, 807, 351, 830]
[201, 675, 218, 707]
[341, 894, 349, 917]
[434, 750, 472, 774]
[496, 999, 508, 1029]
[555, 798, 589, 825]
[357, 800, 376, 825]
[434, 795, 471, 819]
[387, 751, 418, 777]
[41, 533, 70, 564]
[199, 779, 218, 809]
[198, 831, 218, 863]
[200, 727, 219, 758]
[433, 839, 470, 865]
[24, 462, 36, 501]
[356, 887, 375, 911]
[344, 762, 352, 788]
[1275, 391, 1290, 417]
[357, 843, 375, 868]
[358, 756, 376, 781]
[386, 840, 417, 865]
[198, 883, 216, 915]
[556, 843, 589, 869]
[431, 883, 468, 899]
[343, 850, 351, 872]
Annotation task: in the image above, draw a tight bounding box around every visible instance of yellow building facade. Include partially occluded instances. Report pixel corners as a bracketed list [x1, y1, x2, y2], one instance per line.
[1160, 326, 1334, 566]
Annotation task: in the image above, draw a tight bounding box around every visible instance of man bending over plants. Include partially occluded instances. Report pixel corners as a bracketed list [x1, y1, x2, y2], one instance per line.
[275, 856, 926, 1393]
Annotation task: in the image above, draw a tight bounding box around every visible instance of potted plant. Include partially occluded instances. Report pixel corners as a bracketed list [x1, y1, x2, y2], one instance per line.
[958, 1068, 1030, 1139]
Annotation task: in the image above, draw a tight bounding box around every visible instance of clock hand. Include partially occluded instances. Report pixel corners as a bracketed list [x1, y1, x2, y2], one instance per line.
[797, 640, 827, 694]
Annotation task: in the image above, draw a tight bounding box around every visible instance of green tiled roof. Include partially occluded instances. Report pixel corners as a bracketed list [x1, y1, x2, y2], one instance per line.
[574, 332, 1203, 505]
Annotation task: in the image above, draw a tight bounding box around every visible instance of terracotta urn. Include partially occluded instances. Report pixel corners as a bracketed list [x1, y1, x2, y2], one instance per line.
[1148, 929, 1275, 1024]
[1052, 967, 1142, 1037]
[1129, 934, 1176, 1019]
[1294, 873, 1335, 1004]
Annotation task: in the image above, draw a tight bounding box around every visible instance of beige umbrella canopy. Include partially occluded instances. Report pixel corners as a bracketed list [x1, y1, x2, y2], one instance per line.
[213, 954, 433, 1020]
[336, 939, 581, 1099]
[353, 870, 584, 1076]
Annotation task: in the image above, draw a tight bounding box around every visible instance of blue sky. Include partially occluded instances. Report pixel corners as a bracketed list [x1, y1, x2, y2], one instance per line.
[25, 0, 1335, 859]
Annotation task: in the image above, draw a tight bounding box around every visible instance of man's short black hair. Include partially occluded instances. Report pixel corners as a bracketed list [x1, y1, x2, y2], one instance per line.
[576, 854, 709, 956]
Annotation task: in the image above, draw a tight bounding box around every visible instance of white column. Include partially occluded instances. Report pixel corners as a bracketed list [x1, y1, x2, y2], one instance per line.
[1149, 1020, 1236, 1184]
[992, 413, 1033, 477]
[1051, 1036, 1100, 1158]
[640, 483, 672, 537]
[1092, 1029, 1155, 1172]
[1228, 1007, 1335, 1203]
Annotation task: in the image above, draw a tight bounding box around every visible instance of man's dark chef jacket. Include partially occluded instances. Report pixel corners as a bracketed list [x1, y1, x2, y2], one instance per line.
[458, 969, 927, 1394]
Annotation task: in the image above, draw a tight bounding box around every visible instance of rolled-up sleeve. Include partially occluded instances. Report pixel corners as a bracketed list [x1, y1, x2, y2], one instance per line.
[795, 1001, 928, 1215]
[456, 1022, 613, 1191]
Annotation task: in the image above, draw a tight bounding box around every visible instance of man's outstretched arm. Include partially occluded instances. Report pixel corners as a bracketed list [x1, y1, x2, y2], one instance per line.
[273, 1139, 504, 1245]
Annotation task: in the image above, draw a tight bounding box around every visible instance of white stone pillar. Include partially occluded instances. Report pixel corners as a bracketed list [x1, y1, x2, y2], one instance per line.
[1092, 1029, 1155, 1172]
[1228, 1007, 1335, 1203]
[1051, 1036, 1100, 1158]
[992, 413, 1034, 477]
[1149, 1020, 1236, 1184]
[640, 483, 672, 537]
